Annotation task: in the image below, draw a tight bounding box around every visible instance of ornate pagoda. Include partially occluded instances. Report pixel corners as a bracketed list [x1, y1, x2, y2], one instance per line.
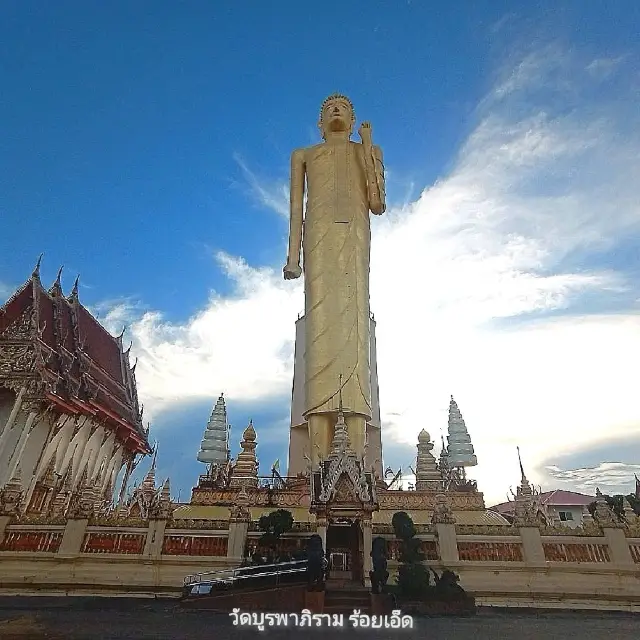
[181, 378, 506, 584]
[0, 259, 151, 516]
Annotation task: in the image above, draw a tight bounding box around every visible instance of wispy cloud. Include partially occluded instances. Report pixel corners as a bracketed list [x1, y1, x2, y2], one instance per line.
[586, 55, 627, 80]
[233, 153, 289, 217]
[545, 462, 640, 496]
[101, 44, 640, 504]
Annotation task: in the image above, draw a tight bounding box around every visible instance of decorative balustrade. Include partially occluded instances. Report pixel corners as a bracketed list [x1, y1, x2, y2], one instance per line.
[0, 527, 64, 553]
[82, 530, 146, 554]
[373, 523, 434, 535]
[543, 541, 610, 563]
[246, 536, 305, 557]
[162, 534, 228, 556]
[385, 538, 438, 561]
[629, 542, 640, 563]
[13, 514, 67, 526]
[91, 515, 148, 528]
[457, 541, 524, 562]
[455, 524, 515, 536]
[421, 539, 438, 560]
[539, 525, 604, 537]
[168, 518, 229, 531]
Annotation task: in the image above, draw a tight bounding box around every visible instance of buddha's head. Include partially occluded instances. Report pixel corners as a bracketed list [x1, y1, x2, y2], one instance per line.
[318, 94, 355, 140]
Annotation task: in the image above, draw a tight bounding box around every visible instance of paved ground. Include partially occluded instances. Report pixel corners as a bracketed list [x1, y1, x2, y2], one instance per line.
[0, 597, 639, 639]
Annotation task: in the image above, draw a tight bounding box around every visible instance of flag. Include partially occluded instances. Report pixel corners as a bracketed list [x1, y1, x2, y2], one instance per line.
[273, 459, 280, 472]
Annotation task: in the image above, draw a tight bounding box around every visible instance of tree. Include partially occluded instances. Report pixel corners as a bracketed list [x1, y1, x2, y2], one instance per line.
[392, 511, 431, 600]
[257, 509, 294, 553]
[588, 494, 629, 521]
[626, 493, 640, 515]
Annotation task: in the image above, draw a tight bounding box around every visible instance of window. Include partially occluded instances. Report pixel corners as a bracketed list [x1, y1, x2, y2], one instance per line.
[558, 511, 574, 522]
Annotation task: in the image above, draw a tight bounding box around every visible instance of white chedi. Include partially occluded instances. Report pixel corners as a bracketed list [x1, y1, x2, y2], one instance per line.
[446, 396, 477, 468]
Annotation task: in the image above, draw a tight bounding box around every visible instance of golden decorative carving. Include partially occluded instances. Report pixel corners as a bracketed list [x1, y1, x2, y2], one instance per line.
[0, 344, 36, 375]
[432, 493, 455, 525]
[377, 490, 484, 511]
[333, 475, 356, 503]
[90, 515, 148, 528]
[168, 519, 229, 531]
[1, 309, 33, 340]
[0, 471, 24, 517]
[455, 524, 514, 536]
[540, 524, 604, 537]
[191, 487, 308, 508]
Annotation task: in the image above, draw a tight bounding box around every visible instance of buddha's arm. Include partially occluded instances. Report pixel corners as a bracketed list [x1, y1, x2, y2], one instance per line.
[285, 149, 305, 273]
[371, 145, 386, 215]
[361, 135, 386, 215]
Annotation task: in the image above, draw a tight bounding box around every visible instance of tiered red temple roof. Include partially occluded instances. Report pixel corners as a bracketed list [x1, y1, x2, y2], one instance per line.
[0, 260, 151, 456]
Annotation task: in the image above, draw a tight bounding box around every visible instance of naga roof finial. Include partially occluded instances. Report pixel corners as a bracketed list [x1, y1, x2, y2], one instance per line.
[70, 275, 80, 300]
[49, 265, 64, 295]
[32, 253, 44, 280]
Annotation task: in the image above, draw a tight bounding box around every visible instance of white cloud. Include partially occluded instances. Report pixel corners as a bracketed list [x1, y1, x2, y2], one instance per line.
[586, 56, 627, 80]
[103, 45, 640, 505]
[545, 462, 640, 496]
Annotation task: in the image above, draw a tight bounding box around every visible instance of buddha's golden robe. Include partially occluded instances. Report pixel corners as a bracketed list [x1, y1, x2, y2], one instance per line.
[302, 140, 373, 422]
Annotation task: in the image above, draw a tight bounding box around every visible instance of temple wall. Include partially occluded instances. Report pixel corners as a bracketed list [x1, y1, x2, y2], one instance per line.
[0, 512, 639, 610]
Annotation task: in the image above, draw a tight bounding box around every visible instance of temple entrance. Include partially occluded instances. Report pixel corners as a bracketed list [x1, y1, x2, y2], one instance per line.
[326, 519, 363, 584]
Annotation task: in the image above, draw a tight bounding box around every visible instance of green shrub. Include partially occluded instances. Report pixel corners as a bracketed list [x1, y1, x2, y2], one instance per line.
[392, 511, 430, 599]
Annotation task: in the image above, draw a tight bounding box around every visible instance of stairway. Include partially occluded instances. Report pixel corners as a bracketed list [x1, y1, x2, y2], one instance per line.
[324, 582, 370, 614]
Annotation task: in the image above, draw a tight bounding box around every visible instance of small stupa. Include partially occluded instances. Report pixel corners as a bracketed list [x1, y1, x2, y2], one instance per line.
[229, 421, 259, 488]
[197, 394, 230, 466]
[415, 429, 443, 491]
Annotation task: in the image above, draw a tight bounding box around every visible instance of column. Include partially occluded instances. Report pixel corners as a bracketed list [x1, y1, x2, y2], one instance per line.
[227, 519, 250, 559]
[144, 519, 169, 558]
[0, 387, 26, 444]
[519, 526, 545, 564]
[435, 523, 459, 563]
[315, 515, 327, 551]
[362, 517, 373, 586]
[602, 526, 634, 566]
[58, 517, 89, 556]
[0, 515, 12, 543]
[5, 411, 38, 481]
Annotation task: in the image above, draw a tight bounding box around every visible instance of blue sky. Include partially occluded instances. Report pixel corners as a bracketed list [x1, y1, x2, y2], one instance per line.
[2, 2, 640, 505]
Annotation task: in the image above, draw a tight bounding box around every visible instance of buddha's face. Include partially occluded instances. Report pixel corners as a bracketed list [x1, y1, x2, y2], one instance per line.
[319, 97, 354, 138]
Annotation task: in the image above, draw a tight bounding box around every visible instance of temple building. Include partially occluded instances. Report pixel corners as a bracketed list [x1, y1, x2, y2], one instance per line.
[178, 316, 508, 583]
[0, 260, 151, 516]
